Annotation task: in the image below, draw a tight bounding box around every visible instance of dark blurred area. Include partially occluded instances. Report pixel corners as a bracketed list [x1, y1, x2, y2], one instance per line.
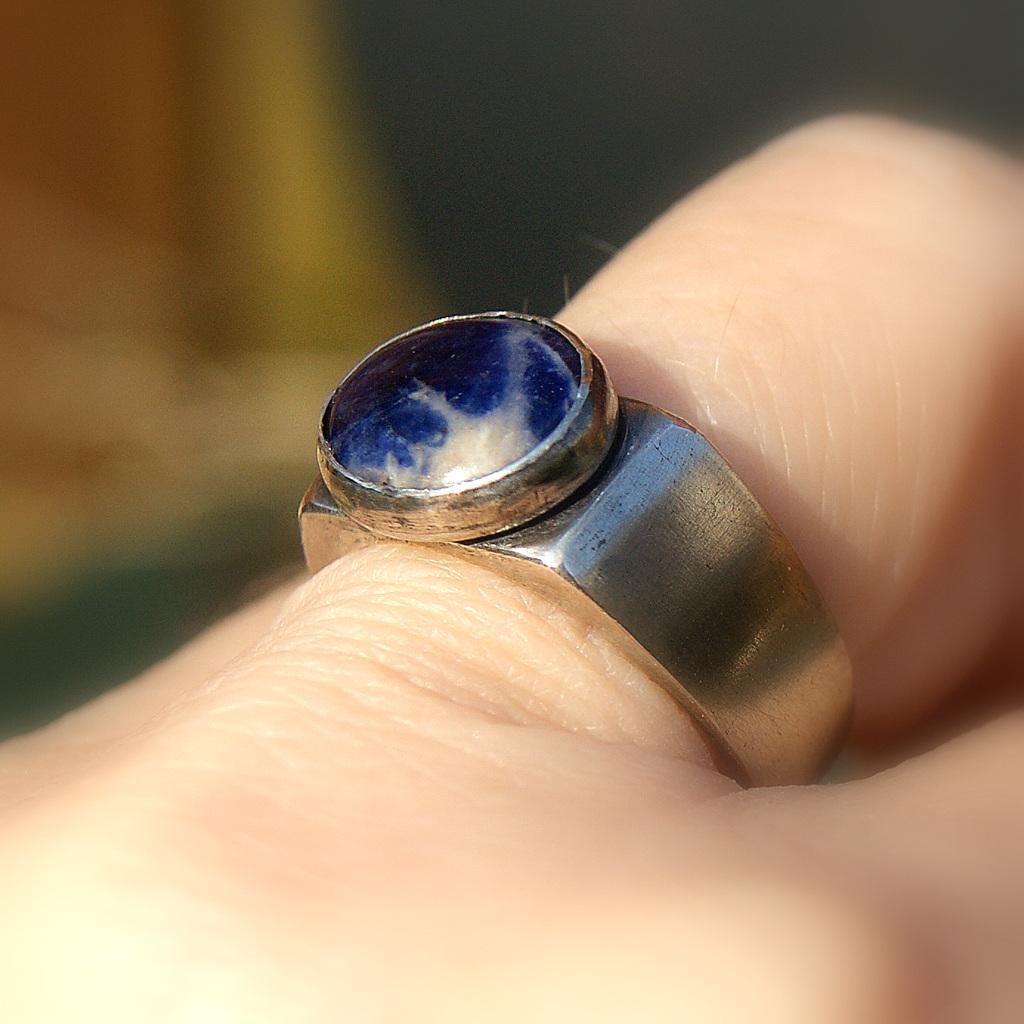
[343, 0, 1021, 313]
[1, 0, 1020, 736]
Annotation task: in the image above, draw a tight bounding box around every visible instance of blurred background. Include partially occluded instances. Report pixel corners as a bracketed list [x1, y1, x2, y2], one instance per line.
[1, 1, 1020, 737]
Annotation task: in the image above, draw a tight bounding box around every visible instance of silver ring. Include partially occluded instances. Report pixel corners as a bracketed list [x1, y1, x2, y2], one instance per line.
[300, 312, 852, 785]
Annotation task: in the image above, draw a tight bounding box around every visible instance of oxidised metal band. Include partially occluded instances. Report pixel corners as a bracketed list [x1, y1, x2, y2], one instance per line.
[300, 315, 852, 786]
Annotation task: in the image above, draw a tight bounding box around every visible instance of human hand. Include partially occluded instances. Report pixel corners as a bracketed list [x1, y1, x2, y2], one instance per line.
[2, 115, 1021, 1022]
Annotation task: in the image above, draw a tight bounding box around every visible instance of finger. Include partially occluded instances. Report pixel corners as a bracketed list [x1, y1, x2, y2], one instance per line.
[561, 115, 1023, 743]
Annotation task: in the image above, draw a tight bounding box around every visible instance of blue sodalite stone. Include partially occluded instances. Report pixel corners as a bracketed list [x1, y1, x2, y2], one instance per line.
[326, 317, 582, 489]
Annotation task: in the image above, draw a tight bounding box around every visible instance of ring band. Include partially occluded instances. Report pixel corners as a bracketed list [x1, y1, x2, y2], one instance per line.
[299, 312, 852, 785]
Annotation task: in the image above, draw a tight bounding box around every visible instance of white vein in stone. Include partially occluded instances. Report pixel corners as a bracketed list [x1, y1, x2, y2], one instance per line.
[379, 336, 573, 489]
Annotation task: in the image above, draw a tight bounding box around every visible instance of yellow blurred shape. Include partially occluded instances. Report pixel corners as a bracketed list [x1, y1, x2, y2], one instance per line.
[0, 2, 436, 606]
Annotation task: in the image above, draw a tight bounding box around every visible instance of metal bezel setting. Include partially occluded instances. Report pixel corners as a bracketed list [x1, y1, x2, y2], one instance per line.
[316, 311, 619, 542]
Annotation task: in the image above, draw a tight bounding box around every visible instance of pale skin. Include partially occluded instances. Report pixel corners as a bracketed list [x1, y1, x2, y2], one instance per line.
[1, 116, 1022, 1022]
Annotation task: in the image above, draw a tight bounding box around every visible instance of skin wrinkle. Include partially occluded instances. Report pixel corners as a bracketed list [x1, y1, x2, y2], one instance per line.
[257, 619, 529, 724]
[757, 329, 795, 488]
[877, 319, 902, 577]
[280, 622, 577, 745]
[711, 285, 744, 383]
[265, 548, 698, 755]
[816, 342, 839, 530]
[795, 342, 815, 501]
